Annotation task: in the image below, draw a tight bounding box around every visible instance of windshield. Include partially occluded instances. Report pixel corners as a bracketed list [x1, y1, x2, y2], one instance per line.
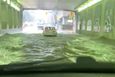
[0, 0, 115, 68]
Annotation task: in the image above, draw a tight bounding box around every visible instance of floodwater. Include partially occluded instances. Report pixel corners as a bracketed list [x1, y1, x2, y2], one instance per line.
[22, 34, 76, 63]
[0, 33, 115, 65]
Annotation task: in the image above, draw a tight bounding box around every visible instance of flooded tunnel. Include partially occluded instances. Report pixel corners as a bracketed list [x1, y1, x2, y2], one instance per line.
[0, 0, 115, 66]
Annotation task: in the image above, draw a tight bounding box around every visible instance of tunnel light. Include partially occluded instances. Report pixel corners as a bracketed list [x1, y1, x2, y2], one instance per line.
[77, 0, 102, 12]
[7, 0, 10, 4]
[3, 0, 6, 1]
[10, 2, 20, 11]
[17, 0, 22, 4]
[2, 0, 20, 11]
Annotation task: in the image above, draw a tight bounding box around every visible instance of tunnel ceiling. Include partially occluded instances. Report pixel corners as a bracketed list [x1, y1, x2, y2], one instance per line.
[21, 0, 87, 11]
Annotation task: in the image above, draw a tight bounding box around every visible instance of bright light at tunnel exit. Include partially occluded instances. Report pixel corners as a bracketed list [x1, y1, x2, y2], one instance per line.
[77, 0, 102, 12]
[22, 22, 43, 34]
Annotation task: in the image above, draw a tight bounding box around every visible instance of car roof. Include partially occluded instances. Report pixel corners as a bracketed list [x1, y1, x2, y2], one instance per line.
[45, 26, 55, 28]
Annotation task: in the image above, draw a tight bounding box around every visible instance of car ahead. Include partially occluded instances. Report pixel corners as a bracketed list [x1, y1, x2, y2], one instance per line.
[43, 26, 57, 36]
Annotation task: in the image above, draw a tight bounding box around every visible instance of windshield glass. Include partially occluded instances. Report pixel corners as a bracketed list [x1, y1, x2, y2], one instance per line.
[0, 0, 115, 67]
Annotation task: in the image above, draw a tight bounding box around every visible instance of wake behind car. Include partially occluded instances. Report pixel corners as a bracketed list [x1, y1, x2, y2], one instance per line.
[43, 26, 57, 36]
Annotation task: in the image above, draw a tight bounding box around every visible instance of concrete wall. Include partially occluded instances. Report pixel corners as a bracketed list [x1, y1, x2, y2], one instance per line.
[77, 0, 115, 39]
[0, 0, 22, 33]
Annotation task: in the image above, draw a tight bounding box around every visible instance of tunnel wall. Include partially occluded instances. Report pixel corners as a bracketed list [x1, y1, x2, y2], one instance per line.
[78, 0, 115, 39]
[0, 0, 22, 31]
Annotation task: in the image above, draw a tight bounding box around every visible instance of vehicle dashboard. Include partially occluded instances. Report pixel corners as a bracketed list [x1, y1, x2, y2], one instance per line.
[1, 73, 115, 77]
